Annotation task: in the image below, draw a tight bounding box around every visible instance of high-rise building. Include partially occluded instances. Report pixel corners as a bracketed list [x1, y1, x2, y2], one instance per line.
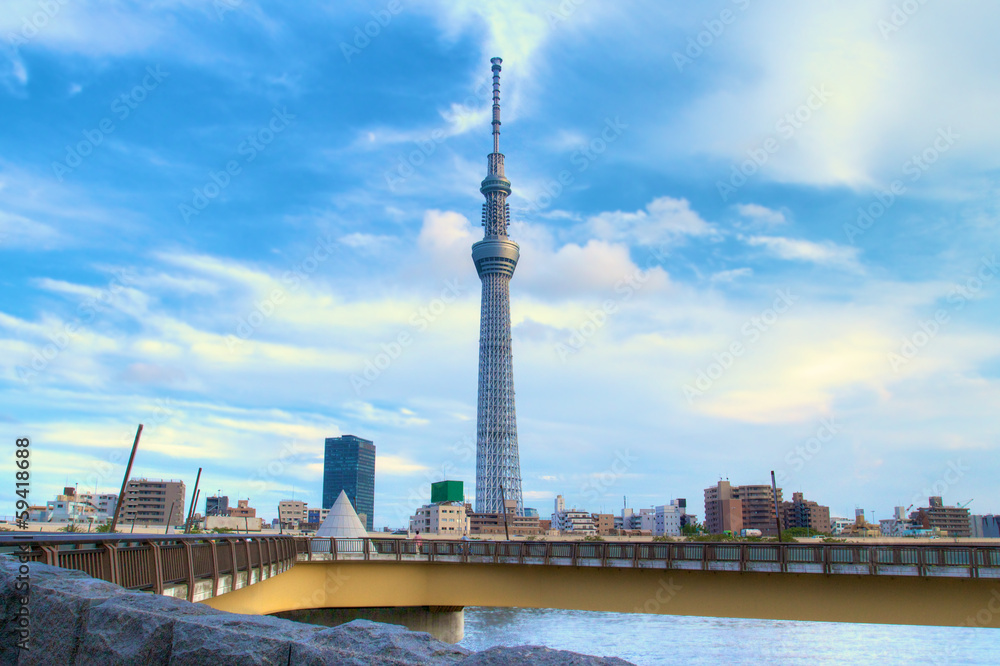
[120, 478, 185, 526]
[911, 496, 971, 537]
[205, 495, 229, 517]
[780, 492, 831, 534]
[705, 481, 783, 535]
[473, 57, 523, 516]
[323, 435, 376, 531]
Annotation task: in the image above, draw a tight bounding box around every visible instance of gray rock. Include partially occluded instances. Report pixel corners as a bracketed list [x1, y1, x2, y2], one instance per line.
[1, 557, 131, 666]
[459, 645, 636, 665]
[301, 620, 471, 665]
[1, 556, 635, 666]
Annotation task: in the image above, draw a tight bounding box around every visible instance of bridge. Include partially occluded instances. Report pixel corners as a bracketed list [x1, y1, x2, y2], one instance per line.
[4, 535, 999, 630]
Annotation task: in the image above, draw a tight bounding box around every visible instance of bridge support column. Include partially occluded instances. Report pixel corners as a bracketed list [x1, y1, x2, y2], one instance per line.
[273, 606, 465, 644]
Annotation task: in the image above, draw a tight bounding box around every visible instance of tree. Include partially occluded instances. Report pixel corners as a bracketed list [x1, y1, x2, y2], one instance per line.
[681, 517, 703, 536]
[59, 523, 81, 533]
[94, 521, 118, 533]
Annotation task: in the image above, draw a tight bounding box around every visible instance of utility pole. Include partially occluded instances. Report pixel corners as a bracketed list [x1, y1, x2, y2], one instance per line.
[110, 424, 143, 533]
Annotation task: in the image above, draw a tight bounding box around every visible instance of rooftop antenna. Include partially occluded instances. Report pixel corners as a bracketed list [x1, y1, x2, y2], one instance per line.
[490, 57, 502, 154]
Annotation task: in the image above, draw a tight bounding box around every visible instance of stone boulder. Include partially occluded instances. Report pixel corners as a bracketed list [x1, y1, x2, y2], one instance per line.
[0, 557, 634, 665]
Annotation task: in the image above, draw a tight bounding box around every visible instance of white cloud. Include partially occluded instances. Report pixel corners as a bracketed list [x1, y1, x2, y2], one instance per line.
[735, 204, 786, 229]
[669, 1, 1000, 189]
[744, 235, 862, 271]
[0, 211, 61, 249]
[587, 196, 718, 247]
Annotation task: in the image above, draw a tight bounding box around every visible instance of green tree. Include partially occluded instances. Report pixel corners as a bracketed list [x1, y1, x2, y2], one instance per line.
[59, 523, 81, 533]
[94, 521, 118, 533]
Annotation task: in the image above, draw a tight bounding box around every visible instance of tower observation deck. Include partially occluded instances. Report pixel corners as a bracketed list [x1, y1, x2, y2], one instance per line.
[473, 57, 522, 515]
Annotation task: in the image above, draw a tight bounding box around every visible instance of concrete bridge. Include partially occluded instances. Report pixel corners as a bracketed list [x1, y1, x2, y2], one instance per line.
[4, 535, 999, 631]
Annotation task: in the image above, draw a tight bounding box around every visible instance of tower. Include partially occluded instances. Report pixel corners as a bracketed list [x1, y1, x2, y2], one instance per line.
[473, 57, 523, 515]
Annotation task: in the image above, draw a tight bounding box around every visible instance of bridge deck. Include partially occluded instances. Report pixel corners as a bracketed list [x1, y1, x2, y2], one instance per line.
[302, 537, 1000, 579]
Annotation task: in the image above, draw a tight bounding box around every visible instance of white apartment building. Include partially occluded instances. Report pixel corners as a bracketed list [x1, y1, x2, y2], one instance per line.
[654, 503, 683, 537]
[409, 503, 469, 535]
[78, 492, 118, 519]
[552, 509, 597, 534]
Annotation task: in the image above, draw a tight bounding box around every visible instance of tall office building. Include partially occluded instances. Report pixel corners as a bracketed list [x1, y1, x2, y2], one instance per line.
[473, 57, 523, 515]
[322, 435, 375, 531]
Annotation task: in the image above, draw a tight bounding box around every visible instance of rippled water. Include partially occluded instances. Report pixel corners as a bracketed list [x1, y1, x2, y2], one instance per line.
[459, 607, 1000, 665]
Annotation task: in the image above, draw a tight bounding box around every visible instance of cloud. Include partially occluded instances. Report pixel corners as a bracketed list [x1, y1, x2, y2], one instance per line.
[735, 204, 787, 229]
[744, 235, 862, 271]
[378, 454, 430, 476]
[587, 196, 718, 247]
[0, 211, 62, 249]
[710, 268, 753, 284]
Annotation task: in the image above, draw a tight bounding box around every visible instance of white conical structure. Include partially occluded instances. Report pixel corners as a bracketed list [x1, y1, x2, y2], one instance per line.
[315, 490, 369, 538]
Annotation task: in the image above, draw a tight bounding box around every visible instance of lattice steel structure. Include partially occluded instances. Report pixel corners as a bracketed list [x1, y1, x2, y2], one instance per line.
[473, 57, 523, 515]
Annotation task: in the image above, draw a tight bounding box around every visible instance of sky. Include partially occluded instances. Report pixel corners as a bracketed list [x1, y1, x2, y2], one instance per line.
[1, 0, 998, 528]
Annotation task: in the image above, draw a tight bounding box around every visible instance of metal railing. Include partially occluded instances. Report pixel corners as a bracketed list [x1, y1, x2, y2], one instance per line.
[0, 534, 298, 601]
[296, 538, 1000, 579]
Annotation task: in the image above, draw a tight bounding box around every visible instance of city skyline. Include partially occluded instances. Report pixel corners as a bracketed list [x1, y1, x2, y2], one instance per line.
[2, 2, 999, 527]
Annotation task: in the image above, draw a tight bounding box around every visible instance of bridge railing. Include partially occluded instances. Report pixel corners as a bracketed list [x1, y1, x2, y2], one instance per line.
[299, 538, 1000, 578]
[0, 534, 298, 601]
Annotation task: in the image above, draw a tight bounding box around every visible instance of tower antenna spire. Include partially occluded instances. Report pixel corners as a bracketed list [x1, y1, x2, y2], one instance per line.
[490, 57, 502, 154]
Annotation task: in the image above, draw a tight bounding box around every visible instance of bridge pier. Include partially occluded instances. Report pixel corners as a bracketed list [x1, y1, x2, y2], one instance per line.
[273, 606, 465, 643]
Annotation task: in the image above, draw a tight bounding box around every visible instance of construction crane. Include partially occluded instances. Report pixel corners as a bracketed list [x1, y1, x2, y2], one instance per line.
[958, 499, 974, 509]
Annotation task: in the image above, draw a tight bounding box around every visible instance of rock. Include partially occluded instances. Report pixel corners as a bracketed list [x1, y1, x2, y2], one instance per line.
[299, 620, 471, 665]
[0, 556, 634, 665]
[1, 557, 131, 665]
[459, 645, 636, 665]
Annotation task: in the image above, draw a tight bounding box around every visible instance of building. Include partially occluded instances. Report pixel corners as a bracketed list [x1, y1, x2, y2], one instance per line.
[323, 435, 376, 531]
[704, 481, 742, 535]
[654, 501, 685, 537]
[830, 517, 853, 535]
[228, 499, 256, 518]
[307, 508, 330, 525]
[409, 504, 470, 536]
[592, 513, 615, 535]
[204, 515, 263, 531]
[473, 58, 524, 516]
[470, 500, 543, 536]
[705, 481, 783, 535]
[552, 509, 596, 534]
[120, 479, 185, 526]
[971, 515, 1000, 539]
[77, 492, 118, 519]
[911, 497, 971, 537]
[45, 488, 100, 524]
[409, 481, 471, 536]
[780, 492, 831, 534]
[278, 500, 307, 529]
[205, 495, 229, 517]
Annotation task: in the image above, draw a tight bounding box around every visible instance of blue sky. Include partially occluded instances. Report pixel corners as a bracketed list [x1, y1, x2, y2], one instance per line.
[1, 0, 998, 527]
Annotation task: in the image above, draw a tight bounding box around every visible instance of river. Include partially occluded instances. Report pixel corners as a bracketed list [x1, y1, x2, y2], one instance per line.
[458, 607, 1000, 664]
